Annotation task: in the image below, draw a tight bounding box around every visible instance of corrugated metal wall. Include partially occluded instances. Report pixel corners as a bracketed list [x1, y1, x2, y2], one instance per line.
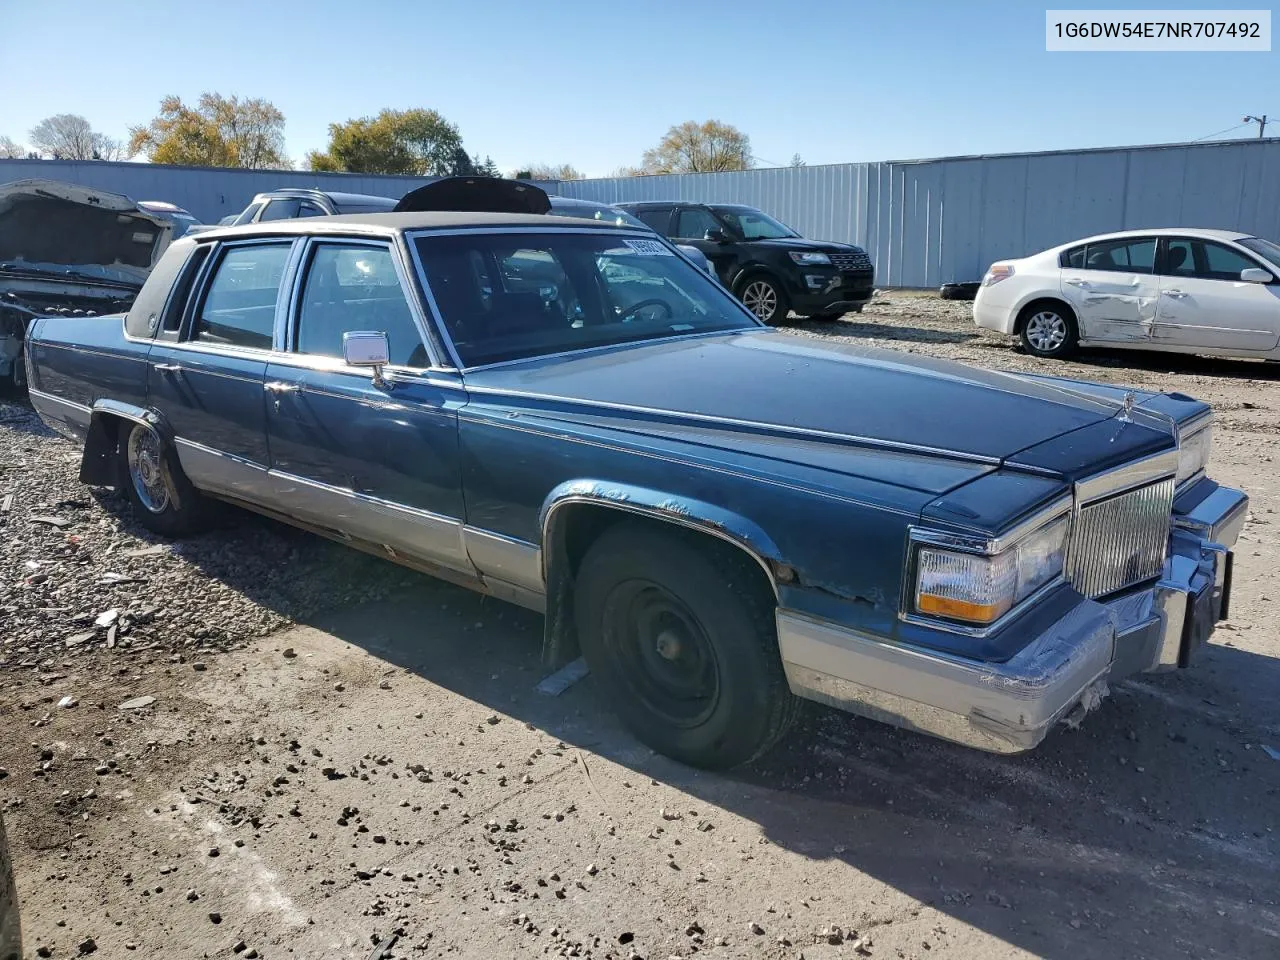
[558, 139, 1280, 287]
[6, 139, 1280, 287]
[0, 159, 444, 225]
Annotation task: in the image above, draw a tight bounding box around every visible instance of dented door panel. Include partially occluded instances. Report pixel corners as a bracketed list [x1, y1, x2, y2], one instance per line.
[1061, 270, 1160, 343]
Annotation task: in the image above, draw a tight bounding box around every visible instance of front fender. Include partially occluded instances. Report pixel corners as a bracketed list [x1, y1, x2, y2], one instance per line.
[539, 478, 786, 593]
[80, 400, 175, 486]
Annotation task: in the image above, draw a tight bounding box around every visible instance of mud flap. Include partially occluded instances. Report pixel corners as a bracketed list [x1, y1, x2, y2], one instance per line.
[79, 414, 120, 486]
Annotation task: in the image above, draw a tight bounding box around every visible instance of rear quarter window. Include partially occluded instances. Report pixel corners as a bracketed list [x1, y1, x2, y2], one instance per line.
[124, 240, 199, 339]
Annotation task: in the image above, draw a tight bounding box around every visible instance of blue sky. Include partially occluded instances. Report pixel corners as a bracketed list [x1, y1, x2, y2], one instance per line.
[3, 0, 1275, 176]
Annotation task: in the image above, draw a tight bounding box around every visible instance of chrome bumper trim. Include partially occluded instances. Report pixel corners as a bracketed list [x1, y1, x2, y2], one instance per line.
[780, 483, 1248, 754]
[1174, 484, 1249, 547]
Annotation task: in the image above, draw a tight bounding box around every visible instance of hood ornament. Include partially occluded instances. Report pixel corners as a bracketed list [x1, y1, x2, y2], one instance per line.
[1119, 391, 1136, 423]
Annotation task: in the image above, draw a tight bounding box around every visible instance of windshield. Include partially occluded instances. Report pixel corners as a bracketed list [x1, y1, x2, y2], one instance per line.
[550, 201, 649, 231]
[711, 205, 798, 240]
[414, 230, 757, 366]
[1238, 237, 1280, 271]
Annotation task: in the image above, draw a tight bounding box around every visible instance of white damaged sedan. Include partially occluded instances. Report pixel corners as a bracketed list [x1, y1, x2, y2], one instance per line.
[973, 228, 1280, 360]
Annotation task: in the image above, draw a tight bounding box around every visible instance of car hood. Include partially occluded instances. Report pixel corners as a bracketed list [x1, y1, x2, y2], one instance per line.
[463, 331, 1172, 490]
[748, 236, 865, 254]
[0, 179, 172, 290]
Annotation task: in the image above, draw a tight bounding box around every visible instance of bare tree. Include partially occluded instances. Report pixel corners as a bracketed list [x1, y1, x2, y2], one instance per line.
[515, 163, 585, 181]
[29, 114, 120, 160]
[0, 136, 27, 159]
[790, 153, 806, 167]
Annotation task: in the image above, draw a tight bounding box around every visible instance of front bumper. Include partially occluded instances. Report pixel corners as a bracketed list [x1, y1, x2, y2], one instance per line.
[789, 270, 875, 315]
[778, 482, 1248, 753]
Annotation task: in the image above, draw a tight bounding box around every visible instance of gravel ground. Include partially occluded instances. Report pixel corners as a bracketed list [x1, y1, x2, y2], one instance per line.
[1, 295, 1278, 960]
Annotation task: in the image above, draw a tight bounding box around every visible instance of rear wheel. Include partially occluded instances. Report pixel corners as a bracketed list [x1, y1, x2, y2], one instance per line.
[736, 275, 789, 325]
[115, 420, 209, 536]
[574, 521, 798, 769]
[1018, 301, 1078, 359]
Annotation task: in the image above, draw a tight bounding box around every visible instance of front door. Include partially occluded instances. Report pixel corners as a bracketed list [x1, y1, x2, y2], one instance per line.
[1059, 235, 1160, 343]
[1153, 236, 1280, 352]
[671, 205, 738, 281]
[148, 239, 294, 501]
[263, 238, 472, 572]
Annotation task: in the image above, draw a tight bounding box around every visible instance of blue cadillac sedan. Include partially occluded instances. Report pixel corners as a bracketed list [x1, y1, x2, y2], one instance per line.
[24, 210, 1248, 769]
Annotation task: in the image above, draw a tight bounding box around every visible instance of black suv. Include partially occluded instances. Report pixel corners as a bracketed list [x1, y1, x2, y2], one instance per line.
[615, 201, 875, 324]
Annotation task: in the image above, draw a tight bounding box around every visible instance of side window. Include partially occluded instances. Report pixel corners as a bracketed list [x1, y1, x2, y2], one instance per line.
[634, 208, 673, 235]
[1162, 239, 1197, 277]
[232, 201, 264, 226]
[295, 244, 428, 368]
[1079, 237, 1156, 273]
[194, 243, 291, 350]
[297, 201, 327, 218]
[1063, 245, 1086, 268]
[1199, 241, 1261, 281]
[161, 246, 211, 335]
[258, 199, 301, 222]
[675, 207, 722, 240]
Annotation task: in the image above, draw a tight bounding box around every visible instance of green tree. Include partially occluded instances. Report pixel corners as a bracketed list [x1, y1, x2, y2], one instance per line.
[128, 94, 287, 168]
[790, 153, 806, 167]
[641, 120, 752, 174]
[307, 108, 472, 176]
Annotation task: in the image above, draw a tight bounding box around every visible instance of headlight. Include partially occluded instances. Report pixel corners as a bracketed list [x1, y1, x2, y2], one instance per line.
[1176, 422, 1213, 486]
[914, 516, 1069, 625]
[788, 251, 831, 265]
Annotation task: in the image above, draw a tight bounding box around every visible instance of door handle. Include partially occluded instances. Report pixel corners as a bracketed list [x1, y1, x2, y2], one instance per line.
[152, 362, 182, 373]
[1163, 289, 1188, 299]
[1065, 278, 1090, 288]
[264, 381, 301, 394]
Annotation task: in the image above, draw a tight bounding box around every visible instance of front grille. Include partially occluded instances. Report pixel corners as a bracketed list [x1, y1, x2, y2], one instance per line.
[828, 251, 873, 272]
[1068, 478, 1175, 598]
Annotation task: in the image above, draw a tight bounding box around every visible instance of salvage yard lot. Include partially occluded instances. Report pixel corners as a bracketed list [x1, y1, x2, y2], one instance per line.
[1, 295, 1278, 960]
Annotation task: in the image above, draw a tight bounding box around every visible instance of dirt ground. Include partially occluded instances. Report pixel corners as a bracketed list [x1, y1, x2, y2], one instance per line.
[1, 295, 1278, 960]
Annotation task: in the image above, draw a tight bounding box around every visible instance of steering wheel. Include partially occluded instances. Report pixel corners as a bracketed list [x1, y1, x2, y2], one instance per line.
[617, 298, 674, 323]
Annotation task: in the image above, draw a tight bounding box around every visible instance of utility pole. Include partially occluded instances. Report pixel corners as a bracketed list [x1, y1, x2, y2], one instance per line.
[1243, 114, 1268, 138]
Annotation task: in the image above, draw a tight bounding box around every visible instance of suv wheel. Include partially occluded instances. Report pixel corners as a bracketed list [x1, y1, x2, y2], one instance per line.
[737, 276, 789, 325]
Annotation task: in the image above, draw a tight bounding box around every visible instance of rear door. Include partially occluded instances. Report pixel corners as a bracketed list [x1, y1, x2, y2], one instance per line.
[1153, 236, 1280, 351]
[1059, 236, 1160, 342]
[147, 239, 294, 501]
[263, 237, 472, 571]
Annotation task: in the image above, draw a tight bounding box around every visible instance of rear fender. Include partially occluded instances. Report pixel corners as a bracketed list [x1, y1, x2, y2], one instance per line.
[80, 400, 174, 486]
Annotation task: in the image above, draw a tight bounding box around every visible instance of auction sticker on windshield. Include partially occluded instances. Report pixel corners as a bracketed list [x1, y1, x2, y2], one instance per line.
[621, 238, 674, 256]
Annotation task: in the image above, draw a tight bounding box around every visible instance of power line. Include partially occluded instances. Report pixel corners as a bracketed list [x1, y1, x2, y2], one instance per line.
[1191, 122, 1249, 142]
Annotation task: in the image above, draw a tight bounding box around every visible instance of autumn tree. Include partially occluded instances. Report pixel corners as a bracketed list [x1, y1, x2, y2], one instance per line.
[641, 120, 752, 174]
[28, 114, 125, 160]
[515, 163, 584, 181]
[307, 108, 478, 176]
[128, 94, 287, 168]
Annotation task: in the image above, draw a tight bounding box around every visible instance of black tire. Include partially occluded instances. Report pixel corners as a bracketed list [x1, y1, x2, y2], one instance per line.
[114, 419, 209, 536]
[0, 353, 26, 398]
[574, 521, 798, 769]
[1018, 300, 1079, 359]
[734, 273, 790, 325]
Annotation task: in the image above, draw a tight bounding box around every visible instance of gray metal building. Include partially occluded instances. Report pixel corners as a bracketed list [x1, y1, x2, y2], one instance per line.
[5, 138, 1279, 288]
[557, 138, 1280, 288]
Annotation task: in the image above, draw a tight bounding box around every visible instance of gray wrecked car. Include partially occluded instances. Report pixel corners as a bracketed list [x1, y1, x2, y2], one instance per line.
[0, 179, 186, 392]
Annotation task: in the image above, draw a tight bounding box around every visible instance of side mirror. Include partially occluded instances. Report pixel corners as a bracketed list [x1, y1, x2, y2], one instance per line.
[343, 330, 391, 387]
[1240, 267, 1273, 284]
[704, 228, 729, 243]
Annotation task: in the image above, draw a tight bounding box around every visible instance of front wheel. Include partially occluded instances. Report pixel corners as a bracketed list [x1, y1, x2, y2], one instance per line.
[736, 275, 790, 325]
[115, 420, 209, 536]
[574, 521, 798, 769]
[1019, 302, 1079, 358]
